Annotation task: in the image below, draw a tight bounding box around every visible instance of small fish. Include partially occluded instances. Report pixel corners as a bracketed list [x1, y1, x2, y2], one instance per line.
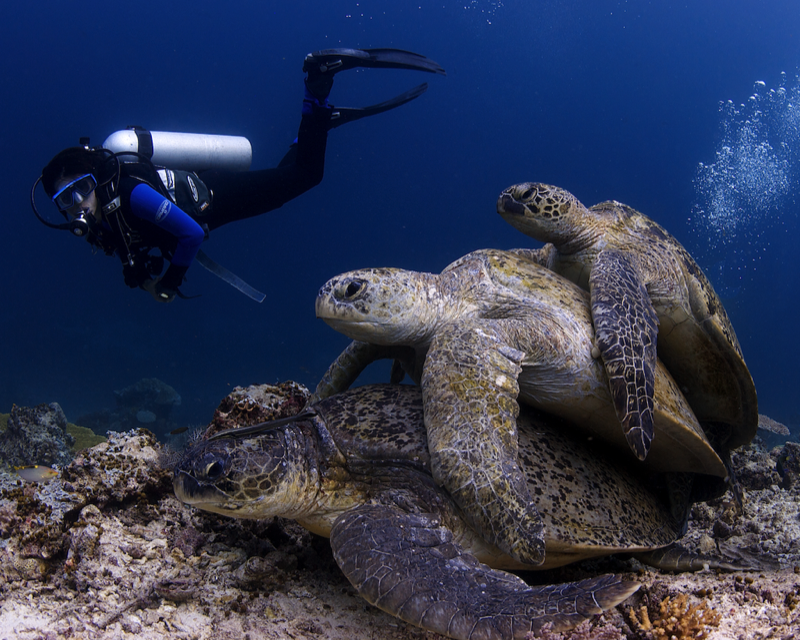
[14, 465, 58, 482]
[170, 426, 189, 435]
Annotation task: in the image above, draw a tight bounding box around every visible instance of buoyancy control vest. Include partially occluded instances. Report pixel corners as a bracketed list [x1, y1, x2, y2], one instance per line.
[91, 125, 247, 259]
[92, 126, 249, 255]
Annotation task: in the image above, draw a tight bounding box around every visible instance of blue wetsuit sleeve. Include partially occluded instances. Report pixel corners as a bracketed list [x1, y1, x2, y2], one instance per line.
[129, 183, 204, 267]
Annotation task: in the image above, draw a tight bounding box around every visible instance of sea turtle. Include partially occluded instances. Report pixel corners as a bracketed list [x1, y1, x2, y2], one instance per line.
[174, 384, 730, 639]
[314, 247, 726, 565]
[496, 183, 758, 453]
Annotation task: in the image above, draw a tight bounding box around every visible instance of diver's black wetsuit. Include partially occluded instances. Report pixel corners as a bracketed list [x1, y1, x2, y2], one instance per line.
[199, 109, 329, 230]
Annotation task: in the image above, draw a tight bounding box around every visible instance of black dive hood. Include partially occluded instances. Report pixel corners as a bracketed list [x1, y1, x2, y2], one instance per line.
[30, 174, 95, 237]
[30, 141, 120, 238]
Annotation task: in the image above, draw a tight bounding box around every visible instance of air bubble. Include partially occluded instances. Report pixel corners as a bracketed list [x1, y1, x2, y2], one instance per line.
[692, 72, 800, 248]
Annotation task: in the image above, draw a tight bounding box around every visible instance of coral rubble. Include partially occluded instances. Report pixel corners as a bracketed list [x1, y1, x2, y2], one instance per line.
[0, 402, 75, 468]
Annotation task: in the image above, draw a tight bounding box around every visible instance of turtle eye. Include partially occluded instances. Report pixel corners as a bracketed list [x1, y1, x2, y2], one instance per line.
[341, 279, 365, 299]
[520, 187, 535, 201]
[204, 459, 224, 480]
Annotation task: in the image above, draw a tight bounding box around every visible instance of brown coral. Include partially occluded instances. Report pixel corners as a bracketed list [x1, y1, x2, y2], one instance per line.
[0, 429, 171, 575]
[205, 381, 310, 436]
[628, 593, 721, 640]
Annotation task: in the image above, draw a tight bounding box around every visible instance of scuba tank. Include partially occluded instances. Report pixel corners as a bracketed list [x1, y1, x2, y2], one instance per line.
[103, 126, 252, 172]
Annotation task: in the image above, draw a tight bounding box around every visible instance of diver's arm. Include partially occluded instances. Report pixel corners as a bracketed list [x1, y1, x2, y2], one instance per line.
[128, 183, 204, 300]
[128, 183, 205, 292]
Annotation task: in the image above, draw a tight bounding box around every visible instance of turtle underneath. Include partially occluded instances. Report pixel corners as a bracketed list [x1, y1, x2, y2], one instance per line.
[497, 182, 758, 454]
[174, 384, 738, 639]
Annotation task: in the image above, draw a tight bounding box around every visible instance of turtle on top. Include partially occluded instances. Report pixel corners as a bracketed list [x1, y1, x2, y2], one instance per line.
[31, 49, 445, 303]
[496, 182, 758, 455]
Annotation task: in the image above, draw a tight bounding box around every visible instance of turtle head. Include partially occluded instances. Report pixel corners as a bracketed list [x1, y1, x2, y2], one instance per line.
[173, 429, 315, 519]
[497, 183, 588, 248]
[316, 268, 439, 345]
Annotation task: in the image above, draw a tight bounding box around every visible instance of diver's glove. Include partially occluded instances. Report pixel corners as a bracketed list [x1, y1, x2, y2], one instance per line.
[142, 277, 176, 303]
[142, 263, 184, 303]
[124, 262, 149, 289]
[123, 253, 165, 288]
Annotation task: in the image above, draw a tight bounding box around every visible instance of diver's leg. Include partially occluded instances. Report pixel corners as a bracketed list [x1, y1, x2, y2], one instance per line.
[200, 103, 331, 230]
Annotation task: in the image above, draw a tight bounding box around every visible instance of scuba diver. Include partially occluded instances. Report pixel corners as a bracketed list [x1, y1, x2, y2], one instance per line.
[33, 48, 445, 303]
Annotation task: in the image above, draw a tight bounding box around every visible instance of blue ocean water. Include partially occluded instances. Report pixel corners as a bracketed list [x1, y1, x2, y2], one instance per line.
[2, 1, 799, 434]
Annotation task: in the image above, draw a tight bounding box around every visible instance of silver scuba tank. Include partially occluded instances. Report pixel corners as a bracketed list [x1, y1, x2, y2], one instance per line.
[103, 128, 252, 172]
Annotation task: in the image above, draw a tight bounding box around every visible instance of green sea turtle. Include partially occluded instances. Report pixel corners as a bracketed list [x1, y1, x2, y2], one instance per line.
[497, 183, 758, 453]
[314, 248, 725, 566]
[174, 384, 729, 639]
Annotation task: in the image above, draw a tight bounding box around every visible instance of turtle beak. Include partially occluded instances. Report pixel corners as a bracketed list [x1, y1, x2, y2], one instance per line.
[497, 193, 526, 216]
[173, 469, 226, 504]
[173, 470, 204, 502]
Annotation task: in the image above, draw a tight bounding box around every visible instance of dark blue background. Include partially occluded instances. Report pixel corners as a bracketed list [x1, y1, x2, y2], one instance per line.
[2, 1, 798, 431]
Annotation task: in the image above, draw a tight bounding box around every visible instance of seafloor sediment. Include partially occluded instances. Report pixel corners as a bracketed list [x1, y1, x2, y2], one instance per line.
[0, 384, 798, 640]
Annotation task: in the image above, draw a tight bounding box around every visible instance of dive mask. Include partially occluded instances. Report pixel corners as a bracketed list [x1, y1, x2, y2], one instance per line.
[52, 173, 98, 212]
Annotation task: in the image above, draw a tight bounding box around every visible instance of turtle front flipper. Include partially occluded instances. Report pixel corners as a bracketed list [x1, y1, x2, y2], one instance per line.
[313, 340, 418, 401]
[589, 249, 659, 460]
[331, 503, 640, 639]
[421, 319, 545, 565]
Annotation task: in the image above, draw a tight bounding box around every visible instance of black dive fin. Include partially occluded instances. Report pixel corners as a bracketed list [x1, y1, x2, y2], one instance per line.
[328, 83, 429, 129]
[303, 47, 446, 76]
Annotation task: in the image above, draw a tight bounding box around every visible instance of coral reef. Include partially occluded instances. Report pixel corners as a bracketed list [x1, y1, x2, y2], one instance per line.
[758, 413, 790, 436]
[205, 380, 310, 437]
[775, 441, 800, 489]
[0, 402, 75, 468]
[114, 378, 182, 416]
[628, 592, 721, 639]
[730, 435, 783, 491]
[1, 408, 105, 459]
[0, 429, 170, 566]
[532, 619, 626, 639]
[67, 422, 106, 452]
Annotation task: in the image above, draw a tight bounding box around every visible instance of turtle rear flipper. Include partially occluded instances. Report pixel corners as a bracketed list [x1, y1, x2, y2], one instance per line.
[590, 249, 659, 460]
[634, 543, 770, 572]
[331, 503, 640, 638]
[422, 320, 546, 565]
